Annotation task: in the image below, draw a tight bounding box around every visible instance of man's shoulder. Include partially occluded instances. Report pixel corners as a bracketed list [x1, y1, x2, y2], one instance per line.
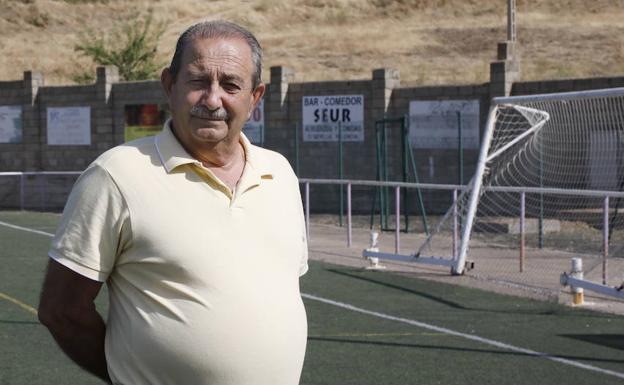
[248, 145, 293, 175]
[92, 136, 158, 172]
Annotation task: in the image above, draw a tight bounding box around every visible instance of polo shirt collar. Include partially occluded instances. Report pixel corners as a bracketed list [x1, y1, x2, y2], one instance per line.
[237, 131, 272, 194]
[154, 120, 199, 173]
[154, 119, 273, 185]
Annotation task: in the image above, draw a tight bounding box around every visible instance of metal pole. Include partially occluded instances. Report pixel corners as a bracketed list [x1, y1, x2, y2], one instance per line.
[603, 196, 609, 285]
[305, 182, 310, 241]
[457, 111, 463, 186]
[294, 122, 300, 176]
[347, 183, 352, 247]
[452, 189, 458, 259]
[538, 131, 544, 249]
[19, 173, 25, 210]
[407, 136, 430, 236]
[507, 0, 516, 42]
[520, 192, 525, 273]
[453, 105, 498, 275]
[402, 116, 409, 232]
[382, 122, 388, 230]
[338, 121, 344, 227]
[395, 185, 400, 254]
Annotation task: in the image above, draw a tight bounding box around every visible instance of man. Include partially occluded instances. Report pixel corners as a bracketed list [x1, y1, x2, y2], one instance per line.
[38, 20, 308, 385]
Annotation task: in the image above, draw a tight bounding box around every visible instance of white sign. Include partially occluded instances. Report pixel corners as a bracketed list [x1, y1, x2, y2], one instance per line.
[47, 107, 91, 146]
[0, 106, 22, 143]
[409, 100, 480, 149]
[243, 99, 264, 144]
[302, 94, 364, 142]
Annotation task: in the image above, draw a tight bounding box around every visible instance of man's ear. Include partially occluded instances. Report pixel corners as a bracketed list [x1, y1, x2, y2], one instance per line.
[161, 67, 174, 98]
[248, 83, 266, 118]
[252, 83, 265, 106]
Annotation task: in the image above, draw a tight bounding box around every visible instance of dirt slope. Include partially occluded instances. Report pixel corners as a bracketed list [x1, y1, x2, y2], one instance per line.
[0, 0, 622, 85]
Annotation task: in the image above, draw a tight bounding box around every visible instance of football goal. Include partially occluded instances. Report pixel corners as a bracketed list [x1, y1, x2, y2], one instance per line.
[370, 87, 624, 298]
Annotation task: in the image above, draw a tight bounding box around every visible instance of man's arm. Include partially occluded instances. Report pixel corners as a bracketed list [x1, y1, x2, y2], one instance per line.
[38, 259, 111, 383]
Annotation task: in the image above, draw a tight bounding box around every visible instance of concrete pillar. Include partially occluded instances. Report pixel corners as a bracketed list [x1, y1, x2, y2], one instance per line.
[489, 41, 520, 98]
[371, 68, 400, 180]
[268, 66, 294, 119]
[22, 71, 44, 170]
[96, 66, 119, 103]
[23, 71, 44, 106]
[371, 68, 400, 115]
[265, 66, 294, 155]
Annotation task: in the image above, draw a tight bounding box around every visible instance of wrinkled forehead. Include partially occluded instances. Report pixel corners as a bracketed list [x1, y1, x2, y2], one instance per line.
[182, 37, 254, 78]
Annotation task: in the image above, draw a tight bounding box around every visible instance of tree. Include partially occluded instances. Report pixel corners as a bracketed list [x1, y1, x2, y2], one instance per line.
[73, 12, 166, 82]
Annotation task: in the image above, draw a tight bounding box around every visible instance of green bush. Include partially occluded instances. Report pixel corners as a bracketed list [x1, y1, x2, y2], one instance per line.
[73, 12, 166, 82]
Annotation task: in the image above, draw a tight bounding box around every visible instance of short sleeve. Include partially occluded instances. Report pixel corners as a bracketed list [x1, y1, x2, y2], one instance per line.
[49, 165, 131, 282]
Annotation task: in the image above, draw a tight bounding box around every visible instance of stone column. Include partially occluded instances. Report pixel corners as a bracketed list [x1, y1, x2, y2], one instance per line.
[96, 66, 119, 103]
[23, 71, 44, 170]
[371, 68, 400, 180]
[489, 41, 520, 98]
[265, 66, 294, 152]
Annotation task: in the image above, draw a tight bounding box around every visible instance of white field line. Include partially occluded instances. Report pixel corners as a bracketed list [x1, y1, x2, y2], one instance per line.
[0, 220, 54, 237]
[3, 220, 623, 380]
[301, 293, 624, 381]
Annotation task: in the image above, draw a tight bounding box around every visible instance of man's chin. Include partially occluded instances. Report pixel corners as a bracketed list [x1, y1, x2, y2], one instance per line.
[192, 125, 228, 142]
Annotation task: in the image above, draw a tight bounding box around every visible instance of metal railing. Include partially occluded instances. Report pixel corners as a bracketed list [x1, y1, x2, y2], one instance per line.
[299, 178, 624, 277]
[0, 171, 82, 210]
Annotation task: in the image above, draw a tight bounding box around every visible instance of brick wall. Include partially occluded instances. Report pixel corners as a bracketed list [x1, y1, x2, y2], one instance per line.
[1, 63, 623, 213]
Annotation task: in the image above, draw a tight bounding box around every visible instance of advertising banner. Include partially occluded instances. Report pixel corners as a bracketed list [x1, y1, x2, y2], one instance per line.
[125, 104, 168, 142]
[409, 100, 480, 149]
[302, 95, 364, 142]
[0, 106, 22, 143]
[47, 107, 91, 146]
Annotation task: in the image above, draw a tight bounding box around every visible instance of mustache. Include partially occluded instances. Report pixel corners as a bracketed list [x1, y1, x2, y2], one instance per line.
[189, 105, 229, 120]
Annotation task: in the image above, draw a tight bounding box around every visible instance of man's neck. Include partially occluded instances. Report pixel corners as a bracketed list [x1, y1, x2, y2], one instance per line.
[170, 124, 246, 191]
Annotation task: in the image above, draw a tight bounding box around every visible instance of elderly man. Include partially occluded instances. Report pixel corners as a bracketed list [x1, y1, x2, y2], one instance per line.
[38, 21, 308, 385]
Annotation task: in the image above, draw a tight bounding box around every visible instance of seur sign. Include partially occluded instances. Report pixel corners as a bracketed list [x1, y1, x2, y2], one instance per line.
[302, 95, 364, 142]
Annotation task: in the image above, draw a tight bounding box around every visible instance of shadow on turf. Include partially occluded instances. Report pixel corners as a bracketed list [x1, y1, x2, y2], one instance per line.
[326, 267, 466, 310]
[324, 267, 610, 317]
[560, 334, 624, 351]
[308, 336, 624, 364]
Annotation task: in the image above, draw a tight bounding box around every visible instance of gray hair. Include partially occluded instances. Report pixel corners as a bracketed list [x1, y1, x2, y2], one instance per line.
[168, 20, 263, 88]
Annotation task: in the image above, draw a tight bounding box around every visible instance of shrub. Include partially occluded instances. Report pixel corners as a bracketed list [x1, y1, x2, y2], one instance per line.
[74, 12, 166, 81]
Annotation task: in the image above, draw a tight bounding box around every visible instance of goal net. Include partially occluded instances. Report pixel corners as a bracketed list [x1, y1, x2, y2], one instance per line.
[418, 87, 624, 297]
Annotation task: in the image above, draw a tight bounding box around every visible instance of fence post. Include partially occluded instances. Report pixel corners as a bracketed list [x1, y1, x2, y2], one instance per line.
[347, 183, 352, 247]
[452, 189, 458, 259]
[603, 196, 609, 285]
[338, 121, 344, 227]
[520, 191, 525, 272]
[395, 185, 400, 254]
[294, 122, 300, 176]
[305, 182, 310, 241]
[19, 173, 25, 210]
[457, 111, 464, 185]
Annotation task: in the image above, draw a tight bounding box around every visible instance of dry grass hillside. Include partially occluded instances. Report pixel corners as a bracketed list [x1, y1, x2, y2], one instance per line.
[0, 0, 623, 86]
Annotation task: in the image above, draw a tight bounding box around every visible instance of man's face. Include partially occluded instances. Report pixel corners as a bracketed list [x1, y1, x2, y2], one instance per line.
[163, 37, 264, 147]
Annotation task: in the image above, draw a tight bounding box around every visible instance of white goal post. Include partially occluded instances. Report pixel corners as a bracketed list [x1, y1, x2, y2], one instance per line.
[366, 87, 624, 297]
[448, 87, 624, 276]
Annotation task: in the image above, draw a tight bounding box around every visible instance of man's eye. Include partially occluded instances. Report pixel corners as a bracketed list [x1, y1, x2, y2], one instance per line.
[188, 79, 205, 87]
[223, 83, 241, 92]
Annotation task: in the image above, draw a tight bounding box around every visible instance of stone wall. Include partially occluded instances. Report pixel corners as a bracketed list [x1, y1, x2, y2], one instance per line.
[1, 61, 624, 213]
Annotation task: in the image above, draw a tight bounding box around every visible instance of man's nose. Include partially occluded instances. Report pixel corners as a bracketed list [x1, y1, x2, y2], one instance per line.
[200, 84, 224, 109]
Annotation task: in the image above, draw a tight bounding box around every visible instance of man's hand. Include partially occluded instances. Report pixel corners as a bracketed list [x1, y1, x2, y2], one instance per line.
[38, 259, 111, 383]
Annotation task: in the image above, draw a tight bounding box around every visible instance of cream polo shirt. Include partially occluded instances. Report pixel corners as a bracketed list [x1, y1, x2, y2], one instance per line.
[49, 121, 308, 385]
